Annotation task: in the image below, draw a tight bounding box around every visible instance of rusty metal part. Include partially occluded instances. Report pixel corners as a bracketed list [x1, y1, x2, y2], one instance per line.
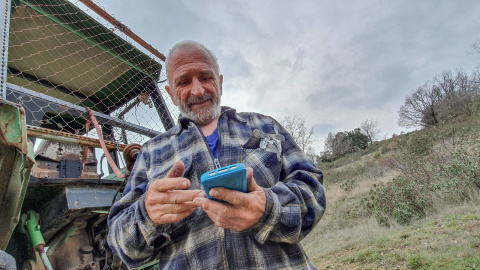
[31, 139, 99, 179]
[22, 255, 45, 270]
[37, 244, 53, 270]
[31, 159, 98, 179]
[45, 220, 96, 269]
[123, 143, 141, 171]
[78, 0, 166, 61]
[123, 143, 141, 180]
[27, 126, 127, 151]
[34, 139, 98, 163]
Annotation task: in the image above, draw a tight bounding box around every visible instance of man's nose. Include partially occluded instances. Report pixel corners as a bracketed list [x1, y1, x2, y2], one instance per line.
[190, 77, 205, 96]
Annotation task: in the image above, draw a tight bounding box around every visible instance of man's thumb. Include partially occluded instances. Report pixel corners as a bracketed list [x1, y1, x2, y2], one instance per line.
[246, 167, 259, 192]
[166, 160, 185, 178]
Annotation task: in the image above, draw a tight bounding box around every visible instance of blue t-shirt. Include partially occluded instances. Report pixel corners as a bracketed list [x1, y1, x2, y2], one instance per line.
[205, 128, 219, 158]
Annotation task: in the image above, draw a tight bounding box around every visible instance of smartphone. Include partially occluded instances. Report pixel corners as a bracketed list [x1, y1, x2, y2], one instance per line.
[200, 163, 247, 201]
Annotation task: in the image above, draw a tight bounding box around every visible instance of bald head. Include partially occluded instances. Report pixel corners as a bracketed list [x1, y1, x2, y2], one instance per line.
[164, 40, 223, 127]
[165, 41, 220, 84]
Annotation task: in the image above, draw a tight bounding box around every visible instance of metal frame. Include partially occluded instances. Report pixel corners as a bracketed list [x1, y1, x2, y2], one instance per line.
[0, 0, 11, 99]
[6, 83, 162, 138]
[1, 1, 174, 268]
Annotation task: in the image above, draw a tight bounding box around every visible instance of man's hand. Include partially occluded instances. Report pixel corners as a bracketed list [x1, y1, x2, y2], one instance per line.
[193, 167, 266, 231]
[145, 161, 203, 225]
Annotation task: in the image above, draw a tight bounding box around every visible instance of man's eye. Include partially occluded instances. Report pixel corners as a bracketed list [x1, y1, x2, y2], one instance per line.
[201, 77, 212, 81]
[178, 80, 189, 86]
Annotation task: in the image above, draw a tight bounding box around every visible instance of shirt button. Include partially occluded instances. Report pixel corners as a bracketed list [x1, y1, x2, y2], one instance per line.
[265, 161, 271, 167]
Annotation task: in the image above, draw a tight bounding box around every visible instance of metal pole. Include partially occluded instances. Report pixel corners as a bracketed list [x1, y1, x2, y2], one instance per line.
[151, 83, 175, 131]
[150, 62, 175, 131]
[78, 0, 166, 61]
[0, 0, 11, 99]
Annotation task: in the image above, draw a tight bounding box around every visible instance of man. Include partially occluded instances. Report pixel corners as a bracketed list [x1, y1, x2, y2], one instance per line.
[107, 40, 326, 269]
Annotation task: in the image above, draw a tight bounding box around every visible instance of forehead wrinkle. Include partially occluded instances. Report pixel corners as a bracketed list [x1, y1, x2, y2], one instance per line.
[167, 46, 219, 84]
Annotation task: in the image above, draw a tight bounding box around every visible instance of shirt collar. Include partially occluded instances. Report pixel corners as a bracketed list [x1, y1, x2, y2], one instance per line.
[176, 106, 247, 134]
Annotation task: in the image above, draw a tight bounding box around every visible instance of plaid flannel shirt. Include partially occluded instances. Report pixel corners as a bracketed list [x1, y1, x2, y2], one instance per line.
[107, 107, 326, 269]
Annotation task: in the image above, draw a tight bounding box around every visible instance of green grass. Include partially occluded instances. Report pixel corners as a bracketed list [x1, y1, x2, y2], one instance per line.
[306, 205, 480, 269]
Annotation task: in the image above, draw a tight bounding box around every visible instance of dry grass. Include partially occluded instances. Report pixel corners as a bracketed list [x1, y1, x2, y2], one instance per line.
[319, 169, 399, 222]
[303, 215, 396, 259]
[302, 162, 400, 257]
[302, 129, 480, 269]
[305, 201, 480, 270]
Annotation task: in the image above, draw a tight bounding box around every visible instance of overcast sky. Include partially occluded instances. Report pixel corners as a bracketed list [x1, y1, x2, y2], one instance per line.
[96, 0, 480, 152]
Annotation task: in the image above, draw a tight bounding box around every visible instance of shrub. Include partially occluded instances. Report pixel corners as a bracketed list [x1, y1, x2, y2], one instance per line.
[438, 144, 480, 193]
[404, 132, 434, 156]
[363, 176, 427, 226]
[340, 178, 357, 192]
[363, 124, 480, 227]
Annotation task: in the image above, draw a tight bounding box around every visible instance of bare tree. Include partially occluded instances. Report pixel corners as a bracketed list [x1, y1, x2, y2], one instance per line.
[360, 119, 380, 146]
[433, 70, 472, 120]
[450, 70, 480, 117]
[398, 81, 442, 128]
[399, 69, 480, 129]
[279, 114, 316, 152]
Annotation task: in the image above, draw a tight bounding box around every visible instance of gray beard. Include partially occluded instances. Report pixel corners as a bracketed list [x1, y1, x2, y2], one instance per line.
[177, 92, 222, 126]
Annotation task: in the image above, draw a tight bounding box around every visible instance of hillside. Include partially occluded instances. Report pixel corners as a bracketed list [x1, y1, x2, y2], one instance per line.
[302, 108, 480, 269]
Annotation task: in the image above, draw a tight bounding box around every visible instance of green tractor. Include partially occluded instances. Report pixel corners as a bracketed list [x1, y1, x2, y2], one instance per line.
[0, 1, 174, 269]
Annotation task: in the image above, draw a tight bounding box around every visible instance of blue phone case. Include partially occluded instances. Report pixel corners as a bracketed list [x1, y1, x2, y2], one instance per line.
[200, 163, 247, 200]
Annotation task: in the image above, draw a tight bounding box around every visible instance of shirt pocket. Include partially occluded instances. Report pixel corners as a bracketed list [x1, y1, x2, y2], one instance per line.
[242, 129, 284, 188]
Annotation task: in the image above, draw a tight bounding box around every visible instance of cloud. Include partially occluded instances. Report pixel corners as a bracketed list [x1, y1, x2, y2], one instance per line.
[99, 0, 480, 152]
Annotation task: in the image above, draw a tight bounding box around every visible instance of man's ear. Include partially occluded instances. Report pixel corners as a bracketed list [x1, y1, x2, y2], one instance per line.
[165, 85, 178, 106]
[219, 74, 223, 96]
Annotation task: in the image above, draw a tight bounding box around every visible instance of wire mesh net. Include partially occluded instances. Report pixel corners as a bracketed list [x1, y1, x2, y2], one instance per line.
[5, 0, 179, 148]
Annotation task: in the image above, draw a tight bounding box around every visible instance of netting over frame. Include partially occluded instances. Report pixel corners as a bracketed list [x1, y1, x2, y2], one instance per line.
[5, 0, 179, 146]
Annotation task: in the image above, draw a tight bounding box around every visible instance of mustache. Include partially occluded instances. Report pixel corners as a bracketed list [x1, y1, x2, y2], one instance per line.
[186, 93, 214, 107]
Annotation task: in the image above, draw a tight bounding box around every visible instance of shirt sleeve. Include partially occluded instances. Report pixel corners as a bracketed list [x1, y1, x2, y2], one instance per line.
[248, 120, 326, 244]
[107, 144, 172, 268]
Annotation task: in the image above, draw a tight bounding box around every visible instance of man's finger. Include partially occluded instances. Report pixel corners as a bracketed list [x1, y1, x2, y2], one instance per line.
[148, 201, 196, 214]
[246, 167, 259, 192]
[166, 160, 185, 178]
[147, 189, 203, 204]
[150, 177, 191, 192]
[210, 188, 246, 206]
[193, 196, 221, 211]
[152, 208, 196, 224]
